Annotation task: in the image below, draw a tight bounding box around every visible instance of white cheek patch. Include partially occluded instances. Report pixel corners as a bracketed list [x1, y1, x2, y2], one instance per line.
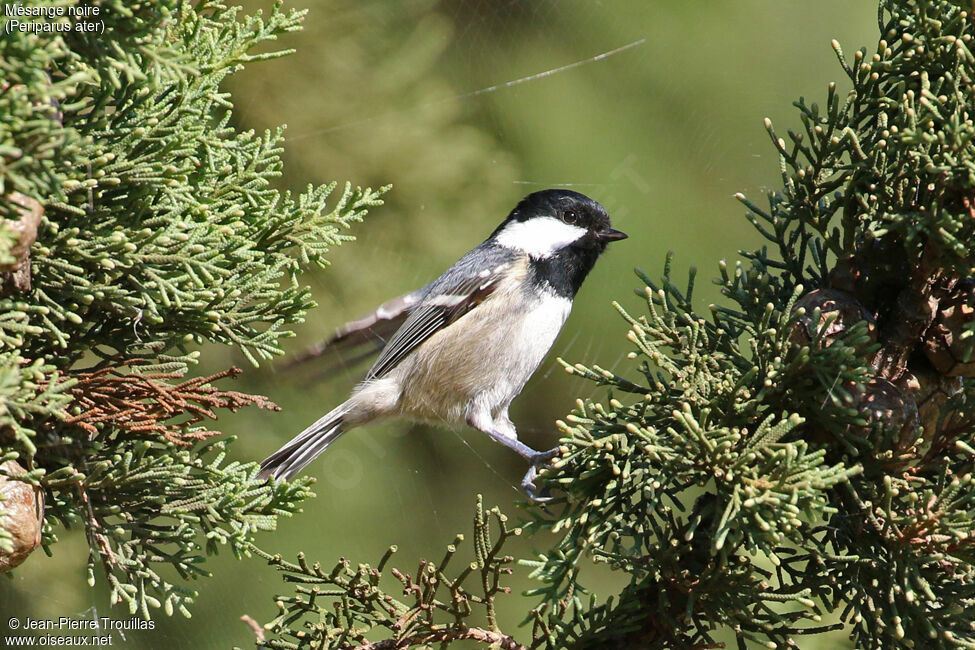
[495, 216, 587, 258]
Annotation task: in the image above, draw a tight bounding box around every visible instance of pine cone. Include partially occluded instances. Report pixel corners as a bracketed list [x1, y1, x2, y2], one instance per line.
[790, 288, 876, 349]
[923, 278, 975, 376]
[828, 239, 911, 310]
[850, 378, 921, 459]
[1, 192, 43, 296]
[897, 363, 964, 442]
[0, 460, 44, 572]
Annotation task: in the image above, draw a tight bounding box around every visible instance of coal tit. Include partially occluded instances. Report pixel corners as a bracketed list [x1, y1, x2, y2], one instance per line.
[259, 189, 627, 498]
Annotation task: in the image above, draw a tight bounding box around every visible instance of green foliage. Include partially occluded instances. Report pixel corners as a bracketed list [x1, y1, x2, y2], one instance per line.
[69, 438, 313, 619]
[255, 496, 523, 649]
[260, 1, 975, 648]
[4, 1, 385, 370]
[1, 0, 383, 620]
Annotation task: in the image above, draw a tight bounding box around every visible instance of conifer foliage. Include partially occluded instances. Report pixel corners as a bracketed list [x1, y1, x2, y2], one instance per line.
[0, 0, 383, 618]
[258, 1, 975, 647]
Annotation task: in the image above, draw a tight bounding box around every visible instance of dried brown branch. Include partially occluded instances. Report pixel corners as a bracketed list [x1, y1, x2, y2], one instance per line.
[63, 365, 279, 445]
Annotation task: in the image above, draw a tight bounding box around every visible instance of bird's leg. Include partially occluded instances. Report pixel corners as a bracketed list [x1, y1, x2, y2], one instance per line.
[477, 425, 541, 459]
[466, 411, 559, 501]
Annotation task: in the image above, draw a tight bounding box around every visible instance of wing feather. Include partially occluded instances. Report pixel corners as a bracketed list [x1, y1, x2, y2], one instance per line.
[364, 244, 516, 381]
[283, 286, 428, 370]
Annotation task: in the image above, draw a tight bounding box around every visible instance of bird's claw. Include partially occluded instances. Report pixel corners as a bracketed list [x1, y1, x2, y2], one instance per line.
[521, 447, 559, 503]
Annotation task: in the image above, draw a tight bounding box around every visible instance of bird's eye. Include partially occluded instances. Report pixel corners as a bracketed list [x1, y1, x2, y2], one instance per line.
[562, 210, 578, 224]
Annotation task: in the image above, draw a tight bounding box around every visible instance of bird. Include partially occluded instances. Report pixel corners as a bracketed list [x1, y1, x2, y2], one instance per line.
[259, 189, 627, 498]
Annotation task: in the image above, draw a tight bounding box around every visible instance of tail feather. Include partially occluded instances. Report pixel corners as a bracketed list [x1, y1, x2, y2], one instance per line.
[259, 405, 348, 481]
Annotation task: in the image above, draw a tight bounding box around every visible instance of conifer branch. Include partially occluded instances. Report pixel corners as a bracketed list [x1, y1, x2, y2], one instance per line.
[0, 0, 380, 618]
[254, 496, 522, 649]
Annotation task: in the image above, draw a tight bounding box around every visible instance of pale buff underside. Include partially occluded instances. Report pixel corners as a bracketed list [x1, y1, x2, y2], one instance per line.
[342, 257, 571, 439]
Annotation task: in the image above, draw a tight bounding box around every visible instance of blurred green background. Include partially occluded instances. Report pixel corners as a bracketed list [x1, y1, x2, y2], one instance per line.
[1, 1, 878, 647]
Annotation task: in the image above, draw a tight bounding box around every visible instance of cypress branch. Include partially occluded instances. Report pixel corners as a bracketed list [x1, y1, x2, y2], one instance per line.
[1, 0, 383, 620]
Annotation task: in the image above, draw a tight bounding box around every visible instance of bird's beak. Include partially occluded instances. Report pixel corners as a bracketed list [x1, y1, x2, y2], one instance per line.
[597, 228, 628, 242]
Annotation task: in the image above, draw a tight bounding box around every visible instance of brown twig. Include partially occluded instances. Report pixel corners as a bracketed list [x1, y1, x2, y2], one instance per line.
[240, 614, 266, 642]
[76, 481, 118, 583]
[354, 626, 526, 650]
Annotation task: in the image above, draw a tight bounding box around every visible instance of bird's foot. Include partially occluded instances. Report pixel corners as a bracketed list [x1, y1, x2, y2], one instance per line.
[521, 447, 560, 503]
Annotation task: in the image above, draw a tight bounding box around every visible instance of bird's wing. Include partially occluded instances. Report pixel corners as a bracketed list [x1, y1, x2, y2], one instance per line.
[365, 244, 518, 381]
[282, 286, 429, 370]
